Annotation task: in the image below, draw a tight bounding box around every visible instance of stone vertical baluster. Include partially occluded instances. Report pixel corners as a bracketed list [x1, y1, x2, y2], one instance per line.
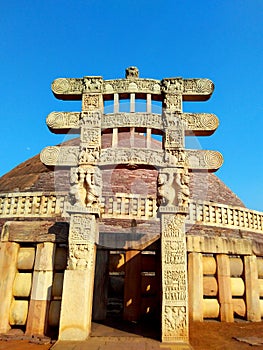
[112, 93, 119, 147]
[216, 254, 234, 322]
[244, 255, 261, 321]
[188, 252, 203, 321]
[26, 242, 55, 335]
[0, 242, 19, 333]
[130, 93, 135, 113]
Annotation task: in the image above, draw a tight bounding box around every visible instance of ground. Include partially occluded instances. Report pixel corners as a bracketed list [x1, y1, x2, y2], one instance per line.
[1, 321, 263, 349]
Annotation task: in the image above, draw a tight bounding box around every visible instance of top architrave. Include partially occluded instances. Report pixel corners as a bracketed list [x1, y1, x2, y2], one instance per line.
[51, 76, 214, 102]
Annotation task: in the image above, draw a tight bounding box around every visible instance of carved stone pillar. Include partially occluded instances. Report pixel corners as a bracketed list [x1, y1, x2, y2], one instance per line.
[158, 167, 190, 344]
[160, 212, 189, 343]
[59, 88, 103, 341]
[59, 213, 99, 340]
[162, 78, 183, 113]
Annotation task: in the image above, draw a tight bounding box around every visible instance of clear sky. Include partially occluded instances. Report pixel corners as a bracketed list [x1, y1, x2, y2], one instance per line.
[0, 0, 262, 211]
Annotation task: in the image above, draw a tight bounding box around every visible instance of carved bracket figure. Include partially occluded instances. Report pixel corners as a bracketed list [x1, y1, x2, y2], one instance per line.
[157, 171, 176, 207]
[69, 166, 102, 209]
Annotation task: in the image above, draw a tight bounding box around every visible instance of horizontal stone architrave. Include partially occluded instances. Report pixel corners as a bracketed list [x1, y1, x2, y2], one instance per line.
[2, 219, 263, 256]
[186, 235, 253, 255]
[40, 146, 223, 171]
[46, 111, 219, 137]
[1, 221, 68, 243]
[52, 77, 214, 101]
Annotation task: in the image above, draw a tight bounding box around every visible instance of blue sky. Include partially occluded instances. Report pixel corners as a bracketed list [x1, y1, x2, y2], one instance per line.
[0, 0, 262, 211]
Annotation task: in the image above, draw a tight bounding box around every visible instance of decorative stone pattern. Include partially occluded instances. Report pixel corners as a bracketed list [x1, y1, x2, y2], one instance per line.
[46, 112, 81, 131]
[52, 78, 84, 96]
[83, 76, 103, 93]
[68, 214, 97, 245]
[81, 127, 101, 148]
[0, 192, 65, 218]
[41, 146, 223, 171]
[52, 76, 213, 100]
[181, 113, 219, 135]
[183, 78, 214, 96]
[82, 94, 103, 112]
[46, 112, 219, 136]
[40, 146, 79, 166]
[102, 113, 163, 129]
[103, 78, 161, 95]
[161, 214, 189, 342]
[163, 94, 182, 113]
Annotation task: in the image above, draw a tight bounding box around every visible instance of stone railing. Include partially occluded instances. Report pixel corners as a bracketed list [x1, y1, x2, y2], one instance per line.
[0, 192, 65, 218]
[101, 192, 157, 219]
[0, 192, 263, 234]
[187, 200, 263, 233]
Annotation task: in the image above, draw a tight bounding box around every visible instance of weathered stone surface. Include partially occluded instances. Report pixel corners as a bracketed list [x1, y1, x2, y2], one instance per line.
[2, 221, 68, 242]
[26, 242, 55, 336]
[188, 252, 203, 321]
[17, 247, 35, 270]
[9, 300, 28, 326]
[187, 236, 252, 255]
[0, 242, 19, 333]
[203, 299, 219, 318]
[13, 272, 32, 297]
[203, 276, 218, 296]
[257, 257, 263, 278]
[258, 279, 263, 297]
[233, 298, 246, 317]
[31, 271, 53, 301]
[229, 257, 243, 277]
[216, 254, 234, 322]
[202, 256, 217, 275]
[244, 255, 261, 321]
[59, 269, 95, 340]
[230, 277, 245, 296]
[26, 299, 50, 335]
[34, 242, 55, 271]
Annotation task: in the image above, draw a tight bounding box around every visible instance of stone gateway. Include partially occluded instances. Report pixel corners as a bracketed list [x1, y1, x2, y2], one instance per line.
[41, 67, 222, 345]
[0, 67, 263, 348]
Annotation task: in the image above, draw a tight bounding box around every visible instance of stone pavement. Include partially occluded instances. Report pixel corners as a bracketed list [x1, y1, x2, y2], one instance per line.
[51, 338, 192, 350]
[51, 322, 192, 350]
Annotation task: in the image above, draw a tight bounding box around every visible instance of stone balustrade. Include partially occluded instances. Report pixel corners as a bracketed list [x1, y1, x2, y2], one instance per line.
[100, 192, 157, 219]
[187, 200, 263, 233]
[0, 192, 65, 217]
[0, 192, 263, 234]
